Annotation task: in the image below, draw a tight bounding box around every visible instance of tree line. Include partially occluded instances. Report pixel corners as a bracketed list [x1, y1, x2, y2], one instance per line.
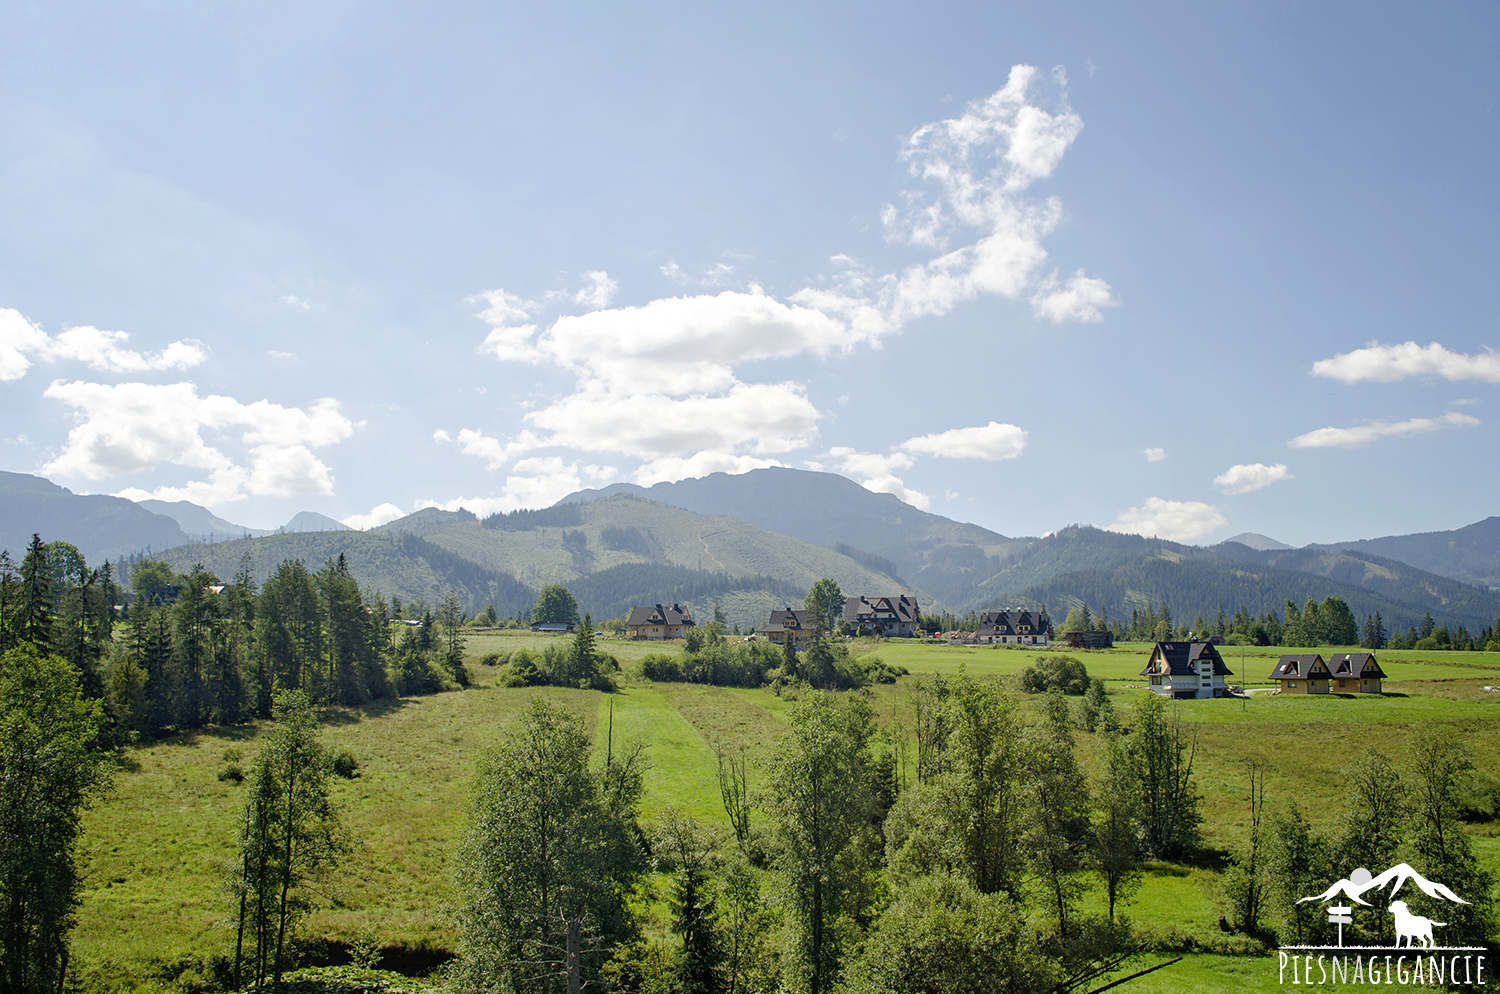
[0, 533, 476, 743]
[1057, 596, 1499, 651]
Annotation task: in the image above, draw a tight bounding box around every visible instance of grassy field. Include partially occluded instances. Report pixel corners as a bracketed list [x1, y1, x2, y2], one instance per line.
[72, 634, 1500, 992]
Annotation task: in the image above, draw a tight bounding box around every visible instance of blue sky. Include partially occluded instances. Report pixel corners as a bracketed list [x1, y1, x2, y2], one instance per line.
[2, 2, 1497, 546]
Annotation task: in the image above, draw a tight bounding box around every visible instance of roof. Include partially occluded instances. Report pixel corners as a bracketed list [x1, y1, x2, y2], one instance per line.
[1269, 654, 1329, 681]
[1140, 641, 1234, 677]
[977, 609, 1049, 635]
[844, 595, 920, 624]
[1326, 652, 1387, 680]
[764, 608, 812, 629]
[626, 603, 694, 627]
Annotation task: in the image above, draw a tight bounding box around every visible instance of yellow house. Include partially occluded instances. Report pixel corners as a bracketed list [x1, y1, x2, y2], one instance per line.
[626, 603, 695, 640]
[1326, 652, 1386, 693]
[1269, 654, 1332, 694]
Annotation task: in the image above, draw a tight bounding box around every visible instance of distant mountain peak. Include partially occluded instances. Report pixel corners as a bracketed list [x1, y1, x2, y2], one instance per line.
[281, 511, 351, 533]
[1222, 532, 1294, 551]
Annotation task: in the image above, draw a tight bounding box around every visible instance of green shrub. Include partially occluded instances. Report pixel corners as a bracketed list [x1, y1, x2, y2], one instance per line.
[332, 747, 360, 779]
[1019, 654, 1091, 695]
[218, 763, 245, 783]
[478, 652, 503, 667]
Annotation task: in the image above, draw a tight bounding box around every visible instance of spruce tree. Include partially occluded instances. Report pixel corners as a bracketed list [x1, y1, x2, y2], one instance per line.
[18, 535, 52, 653]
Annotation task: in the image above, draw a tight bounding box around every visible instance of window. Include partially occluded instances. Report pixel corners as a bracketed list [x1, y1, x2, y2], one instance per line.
[1289, 680, 1297, 688]
[1338, 680, 1346, 687]
[1150, 676, 1162, 685]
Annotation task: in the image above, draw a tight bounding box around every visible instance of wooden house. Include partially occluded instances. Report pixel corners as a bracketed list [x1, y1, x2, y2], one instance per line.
[626, 603, 695, 640]
[1140, 641, 1233, 699]
[1325, 652, 1387, 693]
[843, 595, 921, 637]
[975, 609, 1050, 645]
[758, 608, 814, 647]
[1269, 654, 1332, 694]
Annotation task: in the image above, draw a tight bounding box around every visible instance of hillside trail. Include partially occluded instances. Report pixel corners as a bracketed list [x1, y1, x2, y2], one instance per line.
[696, 528, 727, 572]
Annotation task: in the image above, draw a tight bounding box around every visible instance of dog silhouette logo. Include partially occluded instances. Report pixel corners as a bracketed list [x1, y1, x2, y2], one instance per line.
[1387, 900, 1445, 949]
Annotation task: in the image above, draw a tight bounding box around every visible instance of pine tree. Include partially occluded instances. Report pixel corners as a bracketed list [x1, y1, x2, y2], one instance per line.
[18, 535, 52, 653]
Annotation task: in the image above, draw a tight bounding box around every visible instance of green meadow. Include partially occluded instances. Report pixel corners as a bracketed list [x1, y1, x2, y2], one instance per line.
[73, 635, 1500, 993]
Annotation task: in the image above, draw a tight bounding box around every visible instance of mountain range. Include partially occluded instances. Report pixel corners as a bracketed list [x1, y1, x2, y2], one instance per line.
[3, 466, 1498, 635]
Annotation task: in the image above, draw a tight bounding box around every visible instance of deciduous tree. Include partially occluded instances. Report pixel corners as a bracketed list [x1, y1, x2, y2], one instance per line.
[0, 644, 111, 994]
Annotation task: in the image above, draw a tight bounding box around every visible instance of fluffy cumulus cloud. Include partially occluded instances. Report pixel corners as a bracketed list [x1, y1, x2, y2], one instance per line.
[0, 307, 206, 381]
[44, 380, 355, 506]
[1312, 341, 1500, 384]
[460, 68, 1108, 489]
[341, 502, 404, 530]
[824, 447, 930, 509]
[1106, 497, 1227, 543]
[1144, 447, 1166, 462]
[900, 421, 1027, 460]
[1287, 412, 1481, 449]
[1213, 462, 1294, 495]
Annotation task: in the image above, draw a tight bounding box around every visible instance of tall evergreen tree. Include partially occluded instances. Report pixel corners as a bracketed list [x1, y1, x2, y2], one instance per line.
[18, 535, 53, 653]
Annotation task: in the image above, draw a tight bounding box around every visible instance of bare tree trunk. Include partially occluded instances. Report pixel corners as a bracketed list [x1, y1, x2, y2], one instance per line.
[566, 918, 580, 994]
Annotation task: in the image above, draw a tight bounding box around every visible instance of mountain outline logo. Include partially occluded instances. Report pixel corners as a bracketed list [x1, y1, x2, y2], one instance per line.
[1277, 861, 1488, 986]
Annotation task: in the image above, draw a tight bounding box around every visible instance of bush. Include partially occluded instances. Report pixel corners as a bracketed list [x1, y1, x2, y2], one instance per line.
[218, 763, 245, 783]
[332, 747, 360, 779]
[478, 652, 503, 667]
[1019, 655, 1091, 695]
[1488, 641, 1500, 653]
[638, 653, 683, 682]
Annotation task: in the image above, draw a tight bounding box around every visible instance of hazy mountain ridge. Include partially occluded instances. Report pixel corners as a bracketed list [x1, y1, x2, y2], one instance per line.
[1, 471, 188, 561]
[138, 499, 274, 540]
[561, 468, 1034, 589]
[1313, 516, 1500, 589]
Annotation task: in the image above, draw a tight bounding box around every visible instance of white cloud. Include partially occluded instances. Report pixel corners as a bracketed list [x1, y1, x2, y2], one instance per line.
[859, 473, 932, 511]
[465, 69, 1108, 482]
[279, 295, 312, 310]
[1213, 463, 1294, 495]
[827, 446, 915, 478]
[1031, 269, 1118, 324]
[0, 307, 206, 380]
[1287, 412, 1481, 449]
[1144, 447, 1166, 462]
[573, 271, 618, 310]
[341, 502, 404, 530]
[900, 420, 1027, 460]
[1311, 341, 1500, 384]
[823, 448, 929, 509]
[471, 289, 542, 362]
[1106, 497, 1227, 542]
[661, 261, 738, 287]
[42, 380, 354, 506]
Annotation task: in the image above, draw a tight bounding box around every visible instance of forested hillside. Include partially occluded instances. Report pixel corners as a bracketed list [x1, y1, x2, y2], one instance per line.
[150, 530, 535, 619]
[561, 467, 1034, 598]
[377, 492, 920, 609]
[976, 526, 1500, 635]
[1315, 515, 1500, 588]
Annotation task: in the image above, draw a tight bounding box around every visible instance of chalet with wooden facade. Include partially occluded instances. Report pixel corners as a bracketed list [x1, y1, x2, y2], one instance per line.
[1328, 652, 1386, 693]
[758, 608, 814, 647]
[843, 595, 921, 637]
[1140, 640, 1233, 699]
[975, 609, 1050, 645]
[1268, 654, 1333, 694]
[626, 603, 695, 640]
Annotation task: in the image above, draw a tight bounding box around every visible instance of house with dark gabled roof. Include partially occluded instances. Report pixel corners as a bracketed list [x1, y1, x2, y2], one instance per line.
[1269, 654, 1332, 694]
[975, 609, 1050, 645]
[758, 608, 814, 647]
[626, 603, 694, 640]
[1140, 640, 1233, 699]
[844, 595, 921, 637]
[1324, 652, 1387, 694]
